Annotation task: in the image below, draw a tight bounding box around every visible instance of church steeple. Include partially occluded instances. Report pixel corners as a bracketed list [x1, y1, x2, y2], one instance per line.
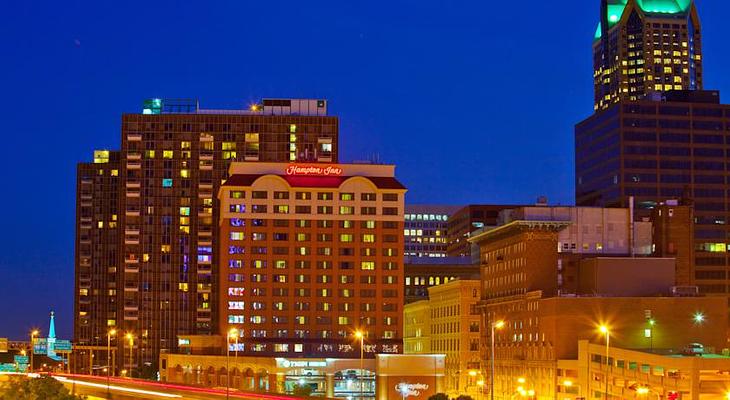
[48, 311, 56, 340]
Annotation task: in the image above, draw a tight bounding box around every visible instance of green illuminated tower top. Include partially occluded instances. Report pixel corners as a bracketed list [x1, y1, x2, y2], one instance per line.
[593, 0, 702, 110]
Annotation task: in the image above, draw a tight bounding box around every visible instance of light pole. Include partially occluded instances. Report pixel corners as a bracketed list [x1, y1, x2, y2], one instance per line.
[490, 320, 505, 400]
[29, 330, 39, 373]
[227, 328, 237, 400]
[476, 379, 485, 400]
[230, 328, 239, 394]
[599, 325, 610, 400]
[355, 331, 364, 399]
[125, 332, 134, 379]
[107, 329, 116, 392]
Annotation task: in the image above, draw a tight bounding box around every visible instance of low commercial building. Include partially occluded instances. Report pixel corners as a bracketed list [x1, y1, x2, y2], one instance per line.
[159, 351, 445, 399]
[404, 280, 482, 398]
[486, 293, 728, 400]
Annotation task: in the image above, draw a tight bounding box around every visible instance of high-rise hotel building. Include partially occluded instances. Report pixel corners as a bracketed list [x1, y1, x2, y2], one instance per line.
[75, 98, 338, 372]
[593, 0, 702, 110]
[218, 162, 406, 358]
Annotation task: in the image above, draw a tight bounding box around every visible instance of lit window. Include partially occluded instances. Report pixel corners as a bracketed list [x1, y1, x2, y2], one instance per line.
[230, 232, 244, 240]
[361, 261, 375, 270]
[340, 234, 353, 242]
[163, 150, 173, 159]
[162, 178, 173, 187]
[362, 234, 375, 243]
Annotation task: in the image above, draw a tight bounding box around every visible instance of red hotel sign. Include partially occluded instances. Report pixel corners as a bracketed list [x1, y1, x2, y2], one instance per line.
[285, 165, 343, 176]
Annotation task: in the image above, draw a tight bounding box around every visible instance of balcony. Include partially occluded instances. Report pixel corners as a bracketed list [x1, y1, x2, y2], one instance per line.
[124, 256, 139, 264]
[125, 181, 141, 189]
[126, 133, 142, 142]
[124, 265, 139, 273]
[126, 161, 141, 170]
[127, 152, 142, 160]
[125, 208, 140, 217]
[126, 190, 140, 198]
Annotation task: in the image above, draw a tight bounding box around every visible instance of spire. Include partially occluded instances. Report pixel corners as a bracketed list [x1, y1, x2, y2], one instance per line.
[48, 311, 56, 339]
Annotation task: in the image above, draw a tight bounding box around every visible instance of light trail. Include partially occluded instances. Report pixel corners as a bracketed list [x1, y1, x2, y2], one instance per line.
[53, 376, 182, 398]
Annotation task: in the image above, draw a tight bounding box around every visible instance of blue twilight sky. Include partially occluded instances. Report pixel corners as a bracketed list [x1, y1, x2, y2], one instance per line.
[1, 1, 729, 340]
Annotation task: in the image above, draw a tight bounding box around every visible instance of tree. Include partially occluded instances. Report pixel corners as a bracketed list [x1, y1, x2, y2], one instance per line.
[427, 394, 449, 400]
[456, 395, 475, 400]
[0, 376, 85, 400]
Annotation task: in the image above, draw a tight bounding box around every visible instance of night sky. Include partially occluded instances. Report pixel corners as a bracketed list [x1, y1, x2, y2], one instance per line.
[1, 1, 728, 340]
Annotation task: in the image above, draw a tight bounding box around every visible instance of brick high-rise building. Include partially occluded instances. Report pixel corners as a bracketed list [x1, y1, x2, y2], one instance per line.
[218, 162, 406, 359]
[75, 150, 121, 372]
[74, 98, 339, 373]
[593, 0, 702, 110]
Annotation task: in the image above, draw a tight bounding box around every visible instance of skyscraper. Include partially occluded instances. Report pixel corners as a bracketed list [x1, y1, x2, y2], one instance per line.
[75, 98, 339, 373]
[593, 0, 702, 110]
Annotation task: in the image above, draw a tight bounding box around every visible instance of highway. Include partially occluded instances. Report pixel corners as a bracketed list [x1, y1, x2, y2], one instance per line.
[53, 374, 302, 400]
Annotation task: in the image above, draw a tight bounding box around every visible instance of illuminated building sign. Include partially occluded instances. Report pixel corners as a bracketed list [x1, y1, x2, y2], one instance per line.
[285, 165, 343, 176]
[277, 359, 328, 368]
[178, 339, 191, 346]
[396, 383, 430, 397]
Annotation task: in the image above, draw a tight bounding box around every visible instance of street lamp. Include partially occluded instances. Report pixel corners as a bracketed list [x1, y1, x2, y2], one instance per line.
[227, 328, 238, 400]
[693, 312, 705, 324]
[125, 333, 134, 378]
[355, 330, 365, 399]
[476, 379, 485, 400]
[29, 330, 39, 373]
[599, 325, 610, 400]
[107, 329, 116, 392]
[490, 320, 505, 400]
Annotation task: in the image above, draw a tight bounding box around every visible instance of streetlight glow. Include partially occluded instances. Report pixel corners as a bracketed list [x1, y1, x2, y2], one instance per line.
[517, 377, 526, 384]
[599, 325, 609, 334]
[636, 386, 649, 395]
[494, 320, 505, 329]
[563, 380, 573, 387]
[693, 312, 705, 324]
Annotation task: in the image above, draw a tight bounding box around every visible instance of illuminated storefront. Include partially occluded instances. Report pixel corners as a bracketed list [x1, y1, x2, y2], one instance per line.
[160, 353, 444, 399]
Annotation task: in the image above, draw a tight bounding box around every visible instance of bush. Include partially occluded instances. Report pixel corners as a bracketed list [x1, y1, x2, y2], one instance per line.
[0, 376, 85, 400]
[292, 383, 313, 397]
[456, 395, 475, 400]
[428, 394, 449, 400]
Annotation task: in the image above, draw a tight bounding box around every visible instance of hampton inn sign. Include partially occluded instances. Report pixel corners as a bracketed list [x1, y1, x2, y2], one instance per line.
[285, 164, 343, 176]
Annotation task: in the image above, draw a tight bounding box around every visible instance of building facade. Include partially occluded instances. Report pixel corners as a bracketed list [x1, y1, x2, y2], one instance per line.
[575, 93, 730, 298]
[403, 280, 482, 398]
[404, 257, 479, 304]
[74, 150, 121, 373]
[404, 205, 460, 258]
[446, 205, 517, 258]
[593, 0, 702, 110]
[75, 98, 339, 373]
[218, 162, 406, 359]
[484, 294, 727, 400]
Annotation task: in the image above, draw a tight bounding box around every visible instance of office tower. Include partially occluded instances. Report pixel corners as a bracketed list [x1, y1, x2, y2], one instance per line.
[404, 205, 459, 258]
[218, 162, 405, 358]
[593, 0, 702, 110]
[446, 205, 517, 258]
[576, 91, 730, 297]
[75, 98, 339, 373]
[74, 150, 120, 373]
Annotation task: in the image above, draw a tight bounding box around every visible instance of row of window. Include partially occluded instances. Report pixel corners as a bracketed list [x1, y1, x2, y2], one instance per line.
[231, 190, 398, 202]
[224, 287, 399, 298]
[225, 298, 398, 312]
[227, 204, 400, 216]
[227, 274, 397, 284]
[226, 260, 400, 270]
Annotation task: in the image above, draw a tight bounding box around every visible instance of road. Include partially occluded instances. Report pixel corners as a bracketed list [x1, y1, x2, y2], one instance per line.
[54, 374, 301, 400]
